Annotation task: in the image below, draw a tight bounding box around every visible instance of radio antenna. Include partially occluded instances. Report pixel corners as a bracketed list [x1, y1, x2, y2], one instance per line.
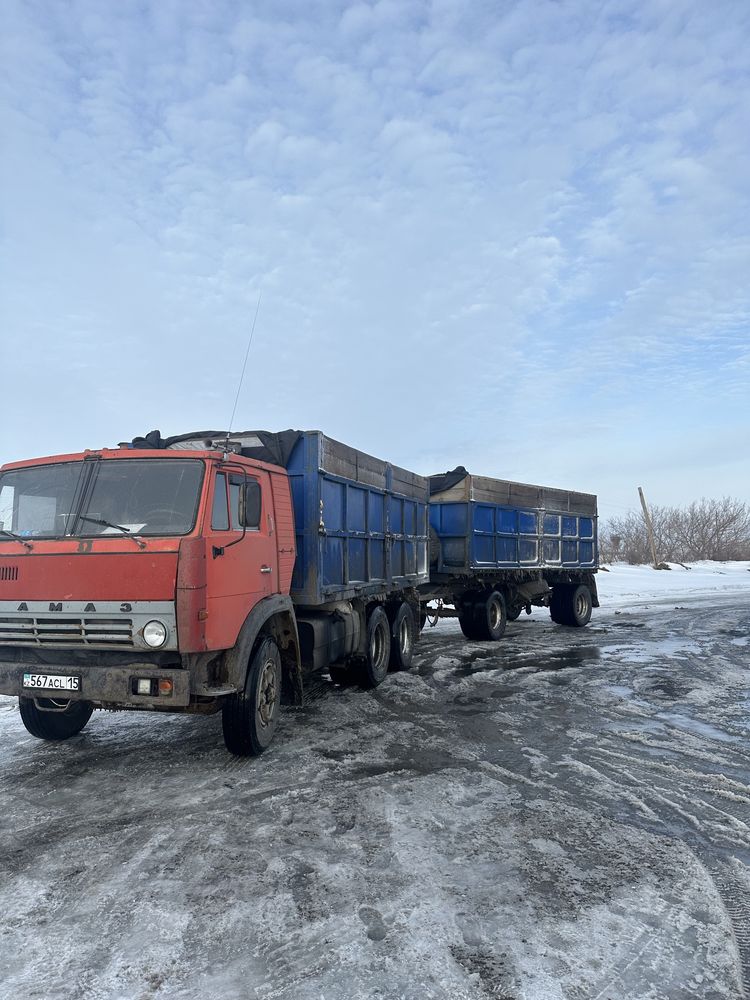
[226, 291, 262, 450]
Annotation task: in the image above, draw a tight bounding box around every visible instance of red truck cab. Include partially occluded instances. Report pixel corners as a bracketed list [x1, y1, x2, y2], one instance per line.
[0, 446, 301, 755]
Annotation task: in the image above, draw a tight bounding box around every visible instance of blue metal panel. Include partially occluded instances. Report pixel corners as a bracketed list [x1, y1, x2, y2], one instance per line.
[370, 493, 384, 533]
[562, 540, 578, 563]
[430, 496, 598, 575]
[474, 505, 494, 533]
[404, 501, 416, 535]
[497, 537, 517, 562]
[347, 486, 366, 532]
[370, 539, 385, 580]
[323, 535, 343, 586]
[348, 537, 366, 582]
[322, 479, 344, 531]
[286, 431, 429, 606]
[519, 511, 537, 534]
[519, 538, 537, 562]
[543, 539, 560, 562]
[544, 513, 560, 535]
[497, 508, 516, 533]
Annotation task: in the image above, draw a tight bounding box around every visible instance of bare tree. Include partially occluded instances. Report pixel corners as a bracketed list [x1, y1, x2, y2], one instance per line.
[600, 497, 750, 564]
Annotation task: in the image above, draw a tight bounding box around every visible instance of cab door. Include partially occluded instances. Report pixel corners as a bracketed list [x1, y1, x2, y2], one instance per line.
[203, 466, 277, 650]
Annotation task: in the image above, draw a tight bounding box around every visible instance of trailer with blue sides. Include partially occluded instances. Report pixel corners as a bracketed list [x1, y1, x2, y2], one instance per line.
[422, 467, 598, 640]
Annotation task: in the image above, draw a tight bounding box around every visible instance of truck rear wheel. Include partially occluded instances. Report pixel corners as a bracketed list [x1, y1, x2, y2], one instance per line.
[389, 602, 415, 671]
[18, 697, 93, 741]
[222, 636, 281, 756]
[361, 607, 391, 688]
[474, 590, 507, 641]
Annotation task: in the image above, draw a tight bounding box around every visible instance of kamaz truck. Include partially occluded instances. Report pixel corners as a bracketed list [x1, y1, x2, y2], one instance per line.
[0, 430, 597, 755]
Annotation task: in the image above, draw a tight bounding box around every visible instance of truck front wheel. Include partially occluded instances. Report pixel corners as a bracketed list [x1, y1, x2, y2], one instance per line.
[18, 698, 94, 741]
[222, 637, 281, 756]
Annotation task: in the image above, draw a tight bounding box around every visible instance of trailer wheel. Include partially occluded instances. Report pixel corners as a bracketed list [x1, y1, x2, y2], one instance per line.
[567, 584, 593, 626]
[389, 603, 415, 671]
[549, 586, 568, 624]
[474, 591, 507, 641]
[458, 607, 482, 640]
[361, 607, 391, 688]
[222, 636, 281, 756]
[18, 698, 93, 741]
[550, 584, 592, 627]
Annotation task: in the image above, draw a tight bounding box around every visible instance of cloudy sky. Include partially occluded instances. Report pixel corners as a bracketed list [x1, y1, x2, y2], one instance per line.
[2, 0, 748, 519]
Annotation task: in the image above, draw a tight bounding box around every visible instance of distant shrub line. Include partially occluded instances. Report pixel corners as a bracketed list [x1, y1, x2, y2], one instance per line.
[600, 497, 750, 564]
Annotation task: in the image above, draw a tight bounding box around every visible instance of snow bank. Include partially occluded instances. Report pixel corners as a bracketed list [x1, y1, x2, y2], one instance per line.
[596, 560, 750, 610]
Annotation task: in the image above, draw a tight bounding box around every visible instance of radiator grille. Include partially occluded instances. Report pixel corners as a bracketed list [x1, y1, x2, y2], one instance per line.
[0, 616, 134, 646]
[0, 566, 19, 582]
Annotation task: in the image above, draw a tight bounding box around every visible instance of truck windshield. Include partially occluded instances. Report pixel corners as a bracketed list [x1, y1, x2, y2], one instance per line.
[0, 459, 204, 539]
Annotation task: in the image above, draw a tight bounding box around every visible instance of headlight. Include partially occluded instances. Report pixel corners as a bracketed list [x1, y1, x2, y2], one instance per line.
[143, 620, 168, 648]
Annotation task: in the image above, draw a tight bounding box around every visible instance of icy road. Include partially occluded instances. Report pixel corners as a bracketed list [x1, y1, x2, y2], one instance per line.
[1, 581, 749, 999]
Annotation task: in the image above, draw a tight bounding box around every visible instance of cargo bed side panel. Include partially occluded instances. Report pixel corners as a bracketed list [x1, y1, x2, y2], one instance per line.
[288, 432, 429, 605]
[429, 499, 598, 574]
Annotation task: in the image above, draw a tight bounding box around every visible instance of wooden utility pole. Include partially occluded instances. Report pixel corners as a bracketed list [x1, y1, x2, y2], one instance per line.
[638, 486, 659, 569]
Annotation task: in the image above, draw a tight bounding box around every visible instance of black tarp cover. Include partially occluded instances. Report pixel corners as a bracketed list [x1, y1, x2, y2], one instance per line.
[128, 430, 303, 469]
[428, 466, 469, 495]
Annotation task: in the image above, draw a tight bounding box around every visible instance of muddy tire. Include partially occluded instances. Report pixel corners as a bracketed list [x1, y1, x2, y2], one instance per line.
[222, 636, 281, 756]
[18, 698, 93, 741]
[567, 584, 593, 627]
[389, 602, 415, 671]
[360, 607, 391, 688]
[550, 584, 592, 627]
[549, 586, 568, 624]
[458, 607, 482, 640]
[473, 591, 507, 641]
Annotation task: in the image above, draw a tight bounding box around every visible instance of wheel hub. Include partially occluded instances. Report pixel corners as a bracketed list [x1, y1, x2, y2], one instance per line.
[257, 659, 278, 728]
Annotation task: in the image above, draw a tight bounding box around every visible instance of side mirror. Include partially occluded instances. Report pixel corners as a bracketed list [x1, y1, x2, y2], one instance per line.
[240, 480, 261, 528]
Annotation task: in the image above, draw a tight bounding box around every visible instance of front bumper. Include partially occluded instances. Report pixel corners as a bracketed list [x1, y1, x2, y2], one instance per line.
[0, 661, 191, 707]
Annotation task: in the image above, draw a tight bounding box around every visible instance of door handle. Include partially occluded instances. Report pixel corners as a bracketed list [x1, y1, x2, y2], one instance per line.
[260, 565, 272, 574]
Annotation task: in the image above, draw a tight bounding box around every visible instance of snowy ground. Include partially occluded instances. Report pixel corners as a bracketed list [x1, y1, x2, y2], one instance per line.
[1, 563, 749, 1000]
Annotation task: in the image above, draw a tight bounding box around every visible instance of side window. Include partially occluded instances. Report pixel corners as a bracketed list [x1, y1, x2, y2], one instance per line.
[243, 479, 261, 529]
[211, 474, 229, 530]
[0, 484, 15, 532]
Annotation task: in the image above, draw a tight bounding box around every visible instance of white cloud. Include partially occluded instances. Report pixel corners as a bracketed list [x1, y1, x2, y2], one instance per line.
[1, 0, 748, 511]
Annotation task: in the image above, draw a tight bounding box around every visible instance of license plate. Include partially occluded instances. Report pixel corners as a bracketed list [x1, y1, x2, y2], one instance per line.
[22, 673, 81, 692]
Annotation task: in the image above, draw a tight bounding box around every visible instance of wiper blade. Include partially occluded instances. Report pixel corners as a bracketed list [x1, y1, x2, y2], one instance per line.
[77, 516, 146, 549]
[79, 515, 133, 533]
[0, 528, 33, 551]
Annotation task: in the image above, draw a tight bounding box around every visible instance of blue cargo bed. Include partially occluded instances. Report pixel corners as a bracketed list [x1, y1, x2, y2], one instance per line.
[284, 432, 429, 605]
[429, 472, 598, 576]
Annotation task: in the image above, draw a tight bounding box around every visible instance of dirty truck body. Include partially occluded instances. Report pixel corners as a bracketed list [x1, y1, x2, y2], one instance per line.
[423, 470, 598, 639]
[0, 430, 597, 755]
